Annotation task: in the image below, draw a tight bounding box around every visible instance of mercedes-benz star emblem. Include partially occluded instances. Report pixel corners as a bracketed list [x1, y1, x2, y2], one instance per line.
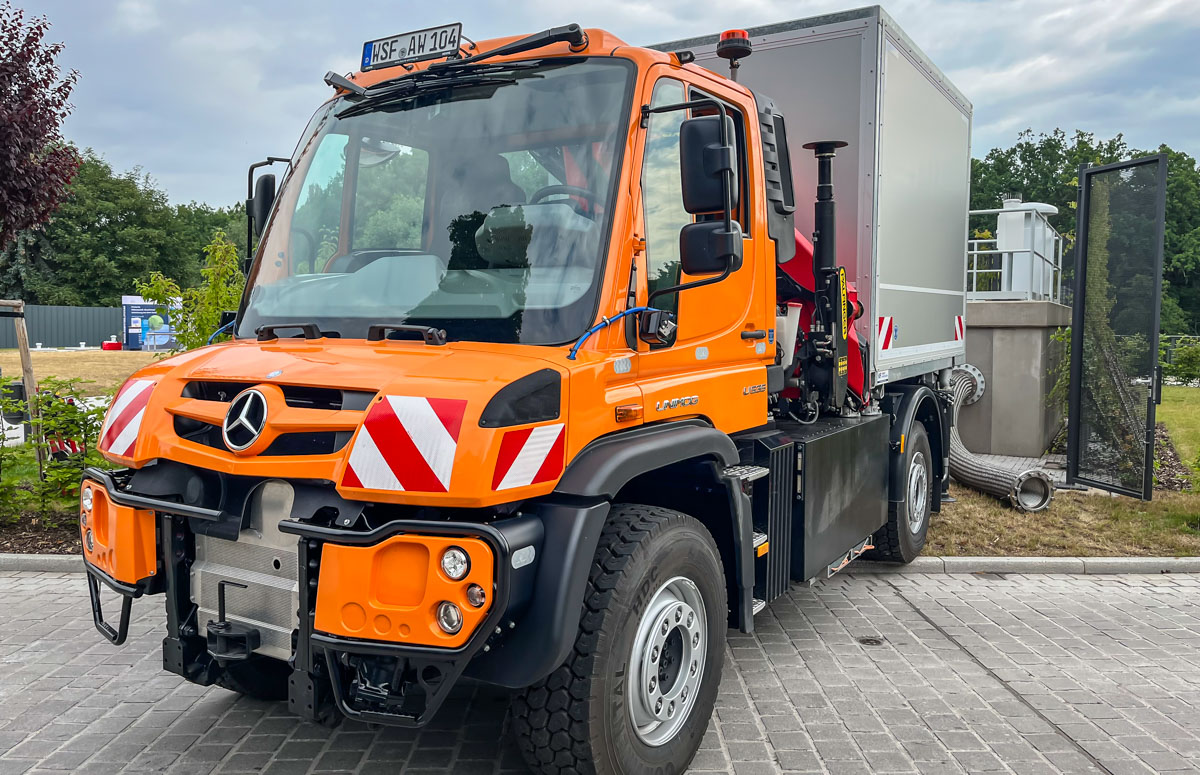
[223, 388, 268, 452]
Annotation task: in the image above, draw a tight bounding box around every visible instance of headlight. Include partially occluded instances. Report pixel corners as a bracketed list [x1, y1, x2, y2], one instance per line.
[84, 529, 94, 552]
[466, 584, 487, 608]
[436, 601, 463, 634]
[440, 547, 470, 580]
[81, 487, 93, 512]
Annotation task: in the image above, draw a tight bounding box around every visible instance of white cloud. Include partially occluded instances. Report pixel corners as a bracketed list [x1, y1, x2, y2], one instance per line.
[111, 0, 160, 33]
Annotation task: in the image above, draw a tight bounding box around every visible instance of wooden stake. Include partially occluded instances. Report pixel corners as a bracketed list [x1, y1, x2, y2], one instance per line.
[0, 300, 43, 472]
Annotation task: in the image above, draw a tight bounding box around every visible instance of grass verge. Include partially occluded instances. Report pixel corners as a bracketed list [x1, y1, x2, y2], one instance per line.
[1159, 386, 1200, 473]
[929, 484, 1200, 557]
[0, 349, 157, 395]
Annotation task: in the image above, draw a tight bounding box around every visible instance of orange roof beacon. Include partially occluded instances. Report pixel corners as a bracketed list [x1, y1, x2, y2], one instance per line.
[81, 9, 972, 773]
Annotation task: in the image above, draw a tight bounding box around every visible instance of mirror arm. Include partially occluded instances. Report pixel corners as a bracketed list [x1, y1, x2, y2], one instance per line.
[646, 261, 734, 308]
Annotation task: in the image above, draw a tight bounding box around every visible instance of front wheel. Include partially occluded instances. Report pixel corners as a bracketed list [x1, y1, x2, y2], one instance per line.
[511, 504, 726, 775]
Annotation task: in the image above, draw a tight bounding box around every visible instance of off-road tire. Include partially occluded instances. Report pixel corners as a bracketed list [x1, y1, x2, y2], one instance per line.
[865, 420, 932, 563]
[214, 656, 291, 701]
[511, 504, 726, 775]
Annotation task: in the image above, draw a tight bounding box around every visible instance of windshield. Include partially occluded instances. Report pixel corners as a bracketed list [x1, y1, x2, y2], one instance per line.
[238, 58, 634, 344]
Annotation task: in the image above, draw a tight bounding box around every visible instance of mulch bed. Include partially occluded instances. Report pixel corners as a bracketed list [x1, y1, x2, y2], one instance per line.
[0, 514, 80, 554]
[1155, 422, 1192, 492]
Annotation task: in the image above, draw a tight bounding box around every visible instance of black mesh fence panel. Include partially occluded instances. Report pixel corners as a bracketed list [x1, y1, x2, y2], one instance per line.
[1069, 156, 1166, 499]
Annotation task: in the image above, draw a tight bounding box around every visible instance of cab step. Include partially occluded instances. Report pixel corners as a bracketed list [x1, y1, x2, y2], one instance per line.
[752, 598, 767, 616]
[722, 464, 770, 483]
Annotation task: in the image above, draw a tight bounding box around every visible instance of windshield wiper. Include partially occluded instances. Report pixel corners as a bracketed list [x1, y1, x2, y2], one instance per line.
[429, 23, 586, 69]
[335, 74, 520, 118]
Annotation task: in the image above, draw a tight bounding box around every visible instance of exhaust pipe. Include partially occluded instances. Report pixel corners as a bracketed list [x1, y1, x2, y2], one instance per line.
[949, 369, 1054, 513]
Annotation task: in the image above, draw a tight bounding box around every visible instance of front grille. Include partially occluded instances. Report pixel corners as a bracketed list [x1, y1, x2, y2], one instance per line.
[173, 416, 350, 456]
[175, 382, 372, 456]
[184, 381, 375, 411]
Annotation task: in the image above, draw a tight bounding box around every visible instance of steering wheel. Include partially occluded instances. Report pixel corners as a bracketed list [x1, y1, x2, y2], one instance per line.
[528, 185, 599, 217]
[289, 227, 318, 272]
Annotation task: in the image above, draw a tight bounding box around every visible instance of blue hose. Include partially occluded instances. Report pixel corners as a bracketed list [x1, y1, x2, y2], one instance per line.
[567, 307, 656, 361]
[207, 320, 236, 345]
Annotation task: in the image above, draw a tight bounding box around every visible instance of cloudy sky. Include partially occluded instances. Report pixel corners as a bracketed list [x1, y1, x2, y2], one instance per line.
[30, 0, 1200, 206]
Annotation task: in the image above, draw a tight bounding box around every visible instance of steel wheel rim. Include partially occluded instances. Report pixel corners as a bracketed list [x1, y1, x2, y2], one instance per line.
[908, 451, 929, 534]
[628, 575, 707, 747]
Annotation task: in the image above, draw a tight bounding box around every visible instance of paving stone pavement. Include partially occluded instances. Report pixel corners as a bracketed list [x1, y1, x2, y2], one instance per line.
[2, 570, 1199, 774]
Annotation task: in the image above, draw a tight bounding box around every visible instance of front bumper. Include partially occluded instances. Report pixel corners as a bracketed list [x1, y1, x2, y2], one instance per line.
[79, 466, 543, 726]
[281, 516, 540, 726]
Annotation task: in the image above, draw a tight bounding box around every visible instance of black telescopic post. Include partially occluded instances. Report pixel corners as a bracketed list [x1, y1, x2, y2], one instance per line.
[802, 140, 849, 412]
[805, 141, 846, 277]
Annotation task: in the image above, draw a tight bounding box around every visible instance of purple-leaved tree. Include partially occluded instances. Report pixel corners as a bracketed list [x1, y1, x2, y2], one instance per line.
[0, 2, 80, 250]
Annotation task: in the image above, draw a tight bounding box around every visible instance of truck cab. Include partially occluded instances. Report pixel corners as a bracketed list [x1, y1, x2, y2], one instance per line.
[81, 16, 966, 775]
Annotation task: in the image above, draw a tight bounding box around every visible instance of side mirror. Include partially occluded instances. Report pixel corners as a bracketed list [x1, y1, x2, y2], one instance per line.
[680, 220, 743, 275]
[250, 173, 277, 238]
[679, 114, 738, 214]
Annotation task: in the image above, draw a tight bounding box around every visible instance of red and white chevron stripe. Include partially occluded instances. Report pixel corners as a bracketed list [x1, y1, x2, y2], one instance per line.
[342, 396, 467, 492]
[877, 316, 895, 351]
[99, 379, 155, 457]
[492, 423, 565, 491]
[954, 315, 965, 341]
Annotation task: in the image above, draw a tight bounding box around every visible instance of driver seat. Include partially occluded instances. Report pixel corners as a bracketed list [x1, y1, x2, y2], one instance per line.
[434, 154, 526, 265]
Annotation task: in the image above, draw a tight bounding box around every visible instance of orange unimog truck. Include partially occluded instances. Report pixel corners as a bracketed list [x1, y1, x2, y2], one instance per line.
[81, 9, 971, 773]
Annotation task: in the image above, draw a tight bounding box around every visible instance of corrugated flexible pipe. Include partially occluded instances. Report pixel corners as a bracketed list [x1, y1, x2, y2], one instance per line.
[949, 370, 1055, 513]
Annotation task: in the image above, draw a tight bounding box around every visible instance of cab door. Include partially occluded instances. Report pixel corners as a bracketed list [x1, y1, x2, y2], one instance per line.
[629, 69, 774, 434]
[1066, 154, 1168, 500]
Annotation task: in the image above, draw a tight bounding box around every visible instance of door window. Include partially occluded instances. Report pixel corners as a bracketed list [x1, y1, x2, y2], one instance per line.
[641, 79, 689, 315]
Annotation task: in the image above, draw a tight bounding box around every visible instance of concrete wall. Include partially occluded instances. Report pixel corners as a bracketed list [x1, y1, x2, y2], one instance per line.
[959, 300, 1070, 457]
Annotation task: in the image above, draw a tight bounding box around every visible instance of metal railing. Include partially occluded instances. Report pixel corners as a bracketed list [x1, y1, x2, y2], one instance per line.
[966, 204, 1064, 303]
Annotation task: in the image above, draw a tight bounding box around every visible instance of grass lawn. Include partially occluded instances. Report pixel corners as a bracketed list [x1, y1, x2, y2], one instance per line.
[1159, 385, 1200, 473]
[0, 349, 157, 395]
[930, 384, 1200, 557]
[929, 484, 1200, 556]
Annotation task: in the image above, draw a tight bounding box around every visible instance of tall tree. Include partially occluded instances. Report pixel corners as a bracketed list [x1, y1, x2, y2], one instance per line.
[0, 2, 79, 250]
[971, 130, 1200, 334]
[0, 151, 244, 306]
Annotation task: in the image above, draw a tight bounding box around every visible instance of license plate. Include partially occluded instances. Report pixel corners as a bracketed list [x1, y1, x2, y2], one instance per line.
[362, 23, 463, 71]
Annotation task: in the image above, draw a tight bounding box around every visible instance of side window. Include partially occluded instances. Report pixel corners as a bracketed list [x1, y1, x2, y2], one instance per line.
[352, 139, 430, 251]
[642, 79, 688, 314]
[291, 133, 348, 273]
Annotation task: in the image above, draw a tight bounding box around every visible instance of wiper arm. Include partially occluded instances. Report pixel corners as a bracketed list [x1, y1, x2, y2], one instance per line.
[335, 75, 518, 118]
[429, 23, 586, 68]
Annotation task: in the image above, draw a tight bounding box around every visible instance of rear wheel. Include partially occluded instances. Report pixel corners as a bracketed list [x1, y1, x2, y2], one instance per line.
[865, 420, 933, 563]
[511, 504, 726, 775]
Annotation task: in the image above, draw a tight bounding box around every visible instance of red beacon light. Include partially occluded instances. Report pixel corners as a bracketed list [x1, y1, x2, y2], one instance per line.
[716, 29, 752, 81]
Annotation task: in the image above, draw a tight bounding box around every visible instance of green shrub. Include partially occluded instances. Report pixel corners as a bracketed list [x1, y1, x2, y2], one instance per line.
[1167, 339, 1200, 386]
[0, 375, 108, 525]
[135, 230, 244, 352]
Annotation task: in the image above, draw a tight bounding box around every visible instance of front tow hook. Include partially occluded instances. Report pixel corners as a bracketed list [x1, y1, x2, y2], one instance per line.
[206, 580, 261, 662]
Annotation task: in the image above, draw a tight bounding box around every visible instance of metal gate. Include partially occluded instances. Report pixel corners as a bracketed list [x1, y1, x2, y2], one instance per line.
[1067, 154, 1168, 500]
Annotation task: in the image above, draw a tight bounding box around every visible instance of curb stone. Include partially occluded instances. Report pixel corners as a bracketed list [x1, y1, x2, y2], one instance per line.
[851, 556, 1200, 574]
[0, 553, 83, 572]
[2, 552, 1198, 575]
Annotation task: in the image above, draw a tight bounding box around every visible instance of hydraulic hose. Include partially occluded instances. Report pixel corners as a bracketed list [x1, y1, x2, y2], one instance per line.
[949, 369, 1054, 513]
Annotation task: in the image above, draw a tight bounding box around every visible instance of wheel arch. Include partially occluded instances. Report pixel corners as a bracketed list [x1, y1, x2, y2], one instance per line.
[557, 420, 755, 632]
[884, 384, 946, 513]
